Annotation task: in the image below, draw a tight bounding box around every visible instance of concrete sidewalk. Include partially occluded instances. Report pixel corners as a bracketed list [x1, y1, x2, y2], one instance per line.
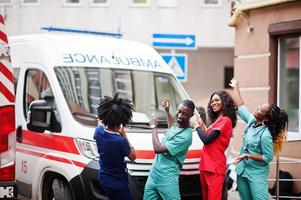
[228, 190, 240, 200]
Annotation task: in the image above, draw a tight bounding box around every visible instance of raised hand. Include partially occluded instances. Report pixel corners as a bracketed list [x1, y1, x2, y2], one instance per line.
[161, 98, 170, 113]
[189, 115, 200, 129]
[229, 77, 244, 106]
[118, 124, 126, 137]
[149, 115, 158, 125]
[229, 77, 238, 88]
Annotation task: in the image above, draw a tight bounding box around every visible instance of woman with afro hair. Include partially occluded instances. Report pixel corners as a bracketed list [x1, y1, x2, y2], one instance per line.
[190, 90, 237, 200]
[94, 94, 136, 200]
[229, 78, 288, 200]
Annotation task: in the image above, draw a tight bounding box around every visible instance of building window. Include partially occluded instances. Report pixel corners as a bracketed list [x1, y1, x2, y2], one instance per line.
[93, 0, 106, 2]
[224, 66, 233, 89]
[63, 0, 82, 6]
[22, 0, 38, 3]
[21, 0, 39, 5]
[278, 36, 300, 138]
[133, 0, 147, 3]
[204, 0, 218, 4]
[201, 0, 221, 7]
[65, 0, 79, 2]
[131, 0, 149, 7]
[0, 0, 12, 5]
[91, 0, 108, 6]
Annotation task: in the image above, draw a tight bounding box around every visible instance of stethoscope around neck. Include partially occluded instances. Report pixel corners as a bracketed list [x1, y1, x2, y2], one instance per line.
[243, 121, 267, 151]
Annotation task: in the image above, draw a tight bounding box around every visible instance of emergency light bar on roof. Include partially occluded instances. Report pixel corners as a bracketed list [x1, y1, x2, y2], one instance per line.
[41, 26, 122, 38]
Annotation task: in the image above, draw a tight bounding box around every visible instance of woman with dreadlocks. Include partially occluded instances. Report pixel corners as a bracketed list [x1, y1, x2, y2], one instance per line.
[94, 94, 136, 200]
[229, 78, 288, 200]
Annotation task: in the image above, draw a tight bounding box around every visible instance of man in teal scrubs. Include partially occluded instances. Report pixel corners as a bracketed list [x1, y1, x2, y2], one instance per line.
[143, 99, 195, 200]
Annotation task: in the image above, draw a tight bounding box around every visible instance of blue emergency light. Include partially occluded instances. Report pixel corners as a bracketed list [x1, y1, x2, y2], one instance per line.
[41, 26, 122, 38]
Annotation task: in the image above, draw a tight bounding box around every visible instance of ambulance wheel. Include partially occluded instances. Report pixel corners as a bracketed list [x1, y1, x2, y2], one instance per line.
[50, 178, 73, 200]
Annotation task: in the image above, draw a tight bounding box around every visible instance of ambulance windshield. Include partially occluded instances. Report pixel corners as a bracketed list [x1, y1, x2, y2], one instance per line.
[54, 67, 188, 127]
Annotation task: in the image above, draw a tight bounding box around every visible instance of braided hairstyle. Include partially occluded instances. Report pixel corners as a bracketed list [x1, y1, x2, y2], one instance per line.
[266, 104, 288, 155]
[96, 94, 134, 130]
[207, 90, 237, 128]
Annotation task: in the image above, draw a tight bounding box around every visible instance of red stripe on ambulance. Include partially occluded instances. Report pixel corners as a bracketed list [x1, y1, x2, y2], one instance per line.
[134, 149, 202, 159]
[16, 147, 86, 168]
[21, 130, 80, 155]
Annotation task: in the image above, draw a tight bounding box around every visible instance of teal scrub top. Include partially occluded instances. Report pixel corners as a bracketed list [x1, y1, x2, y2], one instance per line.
[149, 125, 192, 185]
[236, 105, 274, 183]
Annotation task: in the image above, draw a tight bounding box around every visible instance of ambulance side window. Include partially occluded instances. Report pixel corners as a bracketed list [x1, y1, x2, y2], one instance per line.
[24, 69, 53, 116]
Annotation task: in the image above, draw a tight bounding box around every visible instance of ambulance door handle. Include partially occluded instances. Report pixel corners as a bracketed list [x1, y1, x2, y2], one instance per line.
[16, 125, 23, 143]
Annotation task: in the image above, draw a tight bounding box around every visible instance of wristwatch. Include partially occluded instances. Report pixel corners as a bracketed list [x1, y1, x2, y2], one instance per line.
[150, 124, 157, 129]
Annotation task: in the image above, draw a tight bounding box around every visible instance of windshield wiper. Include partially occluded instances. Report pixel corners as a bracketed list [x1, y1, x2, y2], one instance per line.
[127, 121, 168, 129]
[72, 111, 97, 120]
[128, 122, 150, 129]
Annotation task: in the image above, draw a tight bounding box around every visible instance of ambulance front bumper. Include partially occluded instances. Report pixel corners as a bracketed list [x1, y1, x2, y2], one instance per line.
[69, 160, 108, 200]
[69, 159, 202, 200]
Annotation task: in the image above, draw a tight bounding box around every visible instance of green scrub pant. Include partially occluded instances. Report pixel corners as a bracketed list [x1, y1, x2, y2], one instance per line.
[237, 175, 269, 200]
[143, 175, 180, 200]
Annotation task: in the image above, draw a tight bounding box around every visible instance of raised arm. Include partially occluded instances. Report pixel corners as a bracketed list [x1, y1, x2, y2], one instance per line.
[190, 115, 219, 144]
[229, 78, 244, 107]
[162, 98, 174, 128]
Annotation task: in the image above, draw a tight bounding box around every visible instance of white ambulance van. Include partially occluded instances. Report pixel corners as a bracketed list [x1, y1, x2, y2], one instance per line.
[10, 33, 203, 200]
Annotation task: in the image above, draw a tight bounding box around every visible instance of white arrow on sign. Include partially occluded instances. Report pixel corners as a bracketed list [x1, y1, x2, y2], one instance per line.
[153, 37, 194, 46]
[168, 56, 185, 77]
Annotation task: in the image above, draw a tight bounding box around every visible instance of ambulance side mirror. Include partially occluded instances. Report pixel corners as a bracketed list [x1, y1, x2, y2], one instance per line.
[27, 100, 62, 133]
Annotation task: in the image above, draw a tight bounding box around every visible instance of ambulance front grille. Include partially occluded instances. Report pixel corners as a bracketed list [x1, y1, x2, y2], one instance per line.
[128, 174, 202, 199]
[126, 158, 200, 176]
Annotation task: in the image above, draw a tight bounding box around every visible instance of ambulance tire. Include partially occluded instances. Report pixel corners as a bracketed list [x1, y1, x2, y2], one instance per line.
[51, 178, 73, 200]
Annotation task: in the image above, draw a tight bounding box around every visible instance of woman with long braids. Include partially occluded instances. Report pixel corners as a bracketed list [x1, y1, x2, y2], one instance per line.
[94, 94, 136, 200]
[229, 78, 288, 200]
[190, 90, 237, 200]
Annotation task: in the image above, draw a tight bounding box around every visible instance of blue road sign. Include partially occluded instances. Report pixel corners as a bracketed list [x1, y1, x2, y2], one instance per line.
[153, 33, 196, 49]
[161, 53, 187, 81]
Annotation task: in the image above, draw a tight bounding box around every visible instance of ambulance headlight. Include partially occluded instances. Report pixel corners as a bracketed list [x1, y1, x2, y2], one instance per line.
[75, 138, 99, 160]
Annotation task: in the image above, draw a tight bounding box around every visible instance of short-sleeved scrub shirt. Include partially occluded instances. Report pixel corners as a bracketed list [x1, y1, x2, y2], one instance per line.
[143, 125, 192, 200]
[94, 125, 132, 191]
[236, 105, 274, 183]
